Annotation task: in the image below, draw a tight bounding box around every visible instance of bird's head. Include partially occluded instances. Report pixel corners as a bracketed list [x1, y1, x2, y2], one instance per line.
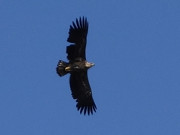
[85, 61, 95, 69]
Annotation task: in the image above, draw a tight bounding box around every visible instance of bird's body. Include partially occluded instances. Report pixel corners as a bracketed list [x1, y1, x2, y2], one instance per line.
[56, 17, 97, 115]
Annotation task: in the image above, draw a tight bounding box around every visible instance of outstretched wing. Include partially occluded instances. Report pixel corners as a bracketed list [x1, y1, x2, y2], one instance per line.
[70, 71, 97, 115]
[66, 17, 88, 60]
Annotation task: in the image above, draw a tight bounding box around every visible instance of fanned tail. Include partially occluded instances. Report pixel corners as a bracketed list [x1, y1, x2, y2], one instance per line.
[56, 60, 69, 76]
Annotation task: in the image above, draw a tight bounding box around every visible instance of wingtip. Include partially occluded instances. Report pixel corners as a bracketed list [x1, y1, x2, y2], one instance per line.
[76, 103, 97, 116]
[67, 16, 88, 44]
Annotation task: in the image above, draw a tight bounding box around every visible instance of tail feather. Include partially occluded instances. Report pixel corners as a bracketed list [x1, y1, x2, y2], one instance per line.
[56, 60, 69, 76]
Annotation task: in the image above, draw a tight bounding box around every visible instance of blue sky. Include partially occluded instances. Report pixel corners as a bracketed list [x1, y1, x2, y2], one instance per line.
[0, 0, 180, 134]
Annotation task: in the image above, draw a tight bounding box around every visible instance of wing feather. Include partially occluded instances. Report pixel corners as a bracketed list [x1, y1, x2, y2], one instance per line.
[70, 71, 96, 115]
[67, 17, 88, 60]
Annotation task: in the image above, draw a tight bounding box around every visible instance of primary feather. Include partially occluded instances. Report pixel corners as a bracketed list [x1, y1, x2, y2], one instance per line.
[67, 17, 88, 60]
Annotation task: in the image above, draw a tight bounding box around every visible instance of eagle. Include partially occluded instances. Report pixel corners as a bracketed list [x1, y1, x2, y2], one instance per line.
[56, 17, 97, 115]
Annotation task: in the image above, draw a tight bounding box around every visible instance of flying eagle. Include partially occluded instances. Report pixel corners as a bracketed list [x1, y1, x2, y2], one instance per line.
[56, 17, 97, 115]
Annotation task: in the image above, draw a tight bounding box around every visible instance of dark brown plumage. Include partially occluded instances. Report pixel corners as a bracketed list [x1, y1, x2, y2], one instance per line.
[56, 17, 97, 115]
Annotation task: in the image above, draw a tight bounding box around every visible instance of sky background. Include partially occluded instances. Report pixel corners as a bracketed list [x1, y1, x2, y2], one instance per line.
[0, 0, 180, 135]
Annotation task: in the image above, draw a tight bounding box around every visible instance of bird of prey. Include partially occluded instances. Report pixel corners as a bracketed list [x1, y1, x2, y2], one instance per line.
[56, 17, 97, 115]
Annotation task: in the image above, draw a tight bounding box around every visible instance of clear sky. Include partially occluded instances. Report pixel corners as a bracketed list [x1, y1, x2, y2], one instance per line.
[0, 0, 180, 135]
